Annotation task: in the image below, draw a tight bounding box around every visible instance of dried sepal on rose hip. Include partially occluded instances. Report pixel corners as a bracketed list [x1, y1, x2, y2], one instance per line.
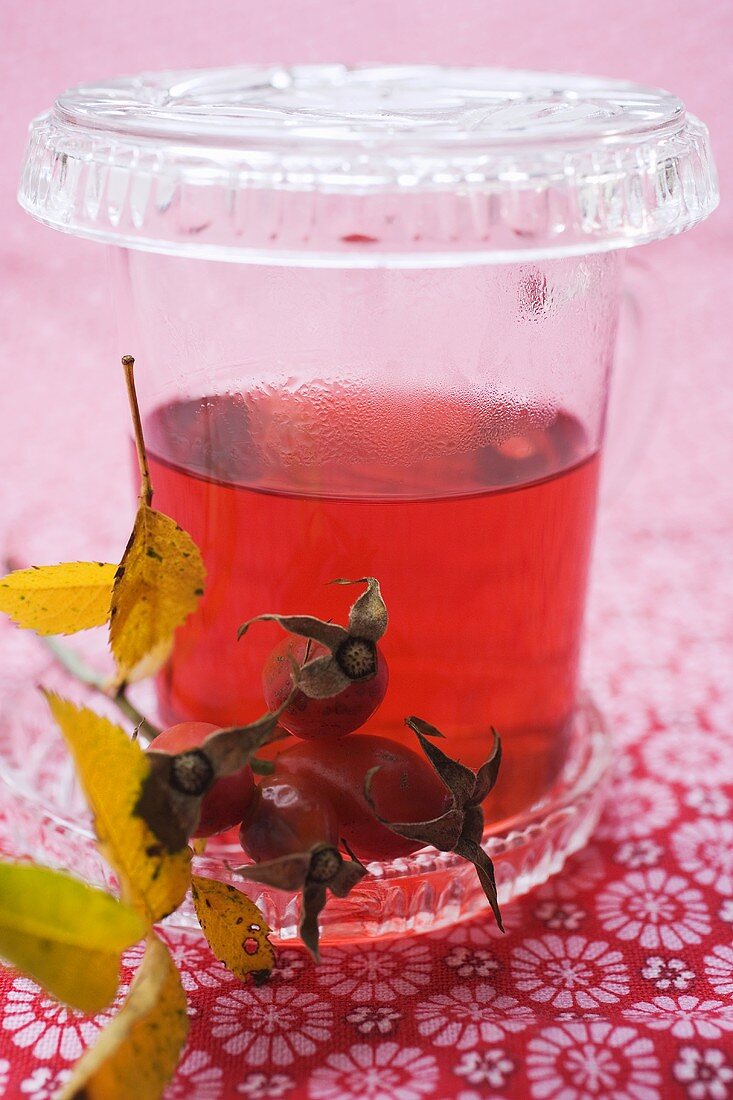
[235, 841, 367, 961]
[140, 704, 291, 840]
[238, 577, 388, 700]
[365, 717, 504, 932]
[148, 721, 269, 839]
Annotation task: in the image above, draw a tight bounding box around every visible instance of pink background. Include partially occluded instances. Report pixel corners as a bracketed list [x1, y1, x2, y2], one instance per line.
[1, 6, 733, 1099]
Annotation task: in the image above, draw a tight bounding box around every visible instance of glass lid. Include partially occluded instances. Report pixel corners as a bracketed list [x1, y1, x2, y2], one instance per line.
[18, 65, 718, 264]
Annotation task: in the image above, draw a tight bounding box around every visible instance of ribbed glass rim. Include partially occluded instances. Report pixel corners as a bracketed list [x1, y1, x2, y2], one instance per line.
[18, 64, 719, 264]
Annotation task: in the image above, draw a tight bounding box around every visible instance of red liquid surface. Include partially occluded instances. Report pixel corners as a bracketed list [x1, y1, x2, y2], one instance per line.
[146, 387, 600, 821]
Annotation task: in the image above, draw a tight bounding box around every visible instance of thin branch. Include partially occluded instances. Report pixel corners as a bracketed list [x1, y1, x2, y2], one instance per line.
[121, 355, 153, 507]
[111, 687, 160, 743]
[40, 634, 106, 689]
[39, 634, 160, 743]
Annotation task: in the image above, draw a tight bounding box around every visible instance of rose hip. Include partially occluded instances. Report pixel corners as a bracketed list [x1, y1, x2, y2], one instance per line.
[239, 773, 339, 863]
[262, 635, 388, 740]
[149, 721, 256, 838]
[275, 734, 452, 861]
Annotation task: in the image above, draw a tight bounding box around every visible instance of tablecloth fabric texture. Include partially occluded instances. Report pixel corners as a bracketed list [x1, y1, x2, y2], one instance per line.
[2, 61, 733, 1083]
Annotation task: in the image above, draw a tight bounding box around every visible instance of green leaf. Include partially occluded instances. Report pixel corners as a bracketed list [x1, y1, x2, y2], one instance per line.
[0, 863, 145, 1014]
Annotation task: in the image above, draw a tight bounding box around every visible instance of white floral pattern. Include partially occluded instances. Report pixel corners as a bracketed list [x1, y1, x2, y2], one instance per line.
[345, 1005, 402, 1035]
[1, 977, 113, 1062]
[705, 945, 733, 997]
[526, 1022, 661, 1098]
[641, 728, 733, 787]
[210, 986, 332, 1064]
[684, 788, 730, 818]
[673, 819, 733, 896]
[316, 941, 432, 1003]
[533, 901, 586, 930]
[19, 1066, 72, 1098]
[307, 1043, 438, 1100]
[271, 952, 308, 983]
[442, 946, 499, 977]
[596, 869, 711, 949]
[625, 995, 733, 1039]
[511, 935, 629, 1009]
[718, 899, 733, 922]
[641, 956, 695, 991]
[237, 1072, 295, 1098]
[597, 778, 677, 841]
[164, 1050, 223, 1098]
[415, 983, 532, 1047]
[674, 1046, 733, 1099]
[454, 1049, 515, 1088]
[125, 937, 236, 993]
[616, 840, 663, 869]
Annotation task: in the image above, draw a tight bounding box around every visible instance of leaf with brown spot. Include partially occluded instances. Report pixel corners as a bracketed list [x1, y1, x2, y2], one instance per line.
[109, 504, 205, 684]
[46, 694, 192, 925]
[191, 876, 275, 982]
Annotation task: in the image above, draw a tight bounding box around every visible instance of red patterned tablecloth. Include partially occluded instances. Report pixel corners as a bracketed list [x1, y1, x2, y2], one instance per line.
[0, 237, 732, 1099]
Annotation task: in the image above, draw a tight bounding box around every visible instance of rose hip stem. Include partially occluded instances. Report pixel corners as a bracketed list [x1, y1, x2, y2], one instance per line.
[236, 840, 367, 962]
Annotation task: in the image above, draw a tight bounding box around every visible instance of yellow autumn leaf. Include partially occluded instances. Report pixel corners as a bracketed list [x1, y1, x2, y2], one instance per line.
[109, 504, 205, 683]
[0, 863, 145, 1014]
[0, 562, 116, 635]
[46, 694, 192, 925]
[57, 933, 188, 1100]
[191, 876, 276, 983]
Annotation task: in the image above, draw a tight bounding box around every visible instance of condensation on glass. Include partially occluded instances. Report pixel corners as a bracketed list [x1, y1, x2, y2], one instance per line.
[17, 66, 718, 936]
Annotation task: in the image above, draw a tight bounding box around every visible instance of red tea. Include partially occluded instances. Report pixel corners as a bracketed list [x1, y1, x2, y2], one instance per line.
[146, 386, 600, 821]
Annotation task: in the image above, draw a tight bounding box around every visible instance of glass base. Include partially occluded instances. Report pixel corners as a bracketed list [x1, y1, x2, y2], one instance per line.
[0, 629, 612, 943]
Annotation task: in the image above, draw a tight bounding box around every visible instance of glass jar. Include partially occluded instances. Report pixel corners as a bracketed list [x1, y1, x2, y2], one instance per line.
[16, 66, 718, 938]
